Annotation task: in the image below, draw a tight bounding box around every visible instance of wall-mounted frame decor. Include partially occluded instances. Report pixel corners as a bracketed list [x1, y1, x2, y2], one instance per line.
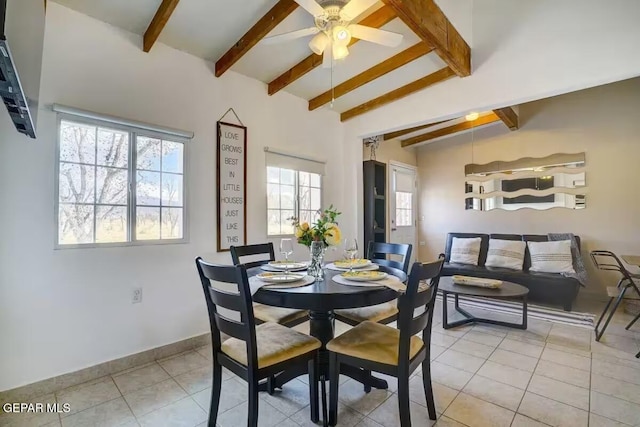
[217, 121, 247, 252]
[465, 153, 587, 211]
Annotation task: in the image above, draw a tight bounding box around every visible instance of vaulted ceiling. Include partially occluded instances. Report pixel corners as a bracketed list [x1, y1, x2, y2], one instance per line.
[52, 0, 472, 122]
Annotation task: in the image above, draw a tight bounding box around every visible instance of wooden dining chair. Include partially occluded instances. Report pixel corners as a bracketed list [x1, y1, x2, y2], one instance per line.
[327, 256, 445, 427]
[334, 242, 413, 327]
[230, 243, 309, 327]
[590, 250, 640, 341]
[195, 257, 322, 427]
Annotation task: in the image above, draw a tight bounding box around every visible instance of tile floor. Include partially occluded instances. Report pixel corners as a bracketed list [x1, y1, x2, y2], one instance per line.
[2, 300, 640, 427]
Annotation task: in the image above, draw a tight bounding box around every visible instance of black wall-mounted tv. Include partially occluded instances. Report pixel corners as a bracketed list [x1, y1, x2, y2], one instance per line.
[502, 177, 554, 204]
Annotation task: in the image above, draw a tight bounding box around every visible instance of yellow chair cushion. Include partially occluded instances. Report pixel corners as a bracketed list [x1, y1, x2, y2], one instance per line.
[327, 321, 424, 366]
[221, 322, 320, 368]
[335, 301, 398, 323]
[606, 286, 640, 299]
[253, 303, 308, 324]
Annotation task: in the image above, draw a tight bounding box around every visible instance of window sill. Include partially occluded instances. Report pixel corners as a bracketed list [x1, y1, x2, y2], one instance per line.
[54, 238, 190, 250]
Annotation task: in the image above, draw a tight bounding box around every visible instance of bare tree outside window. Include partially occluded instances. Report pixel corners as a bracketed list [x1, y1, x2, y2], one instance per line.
[57, 118, 185, 246]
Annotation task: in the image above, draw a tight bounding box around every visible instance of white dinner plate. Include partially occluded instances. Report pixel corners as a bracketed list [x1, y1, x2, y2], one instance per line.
[255, 272, 306, 283]
[267, 261, 308, 270]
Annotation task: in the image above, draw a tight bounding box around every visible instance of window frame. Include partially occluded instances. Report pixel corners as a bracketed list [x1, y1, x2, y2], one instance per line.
[266, 167, 323, 238]
[54, 113, 189, 249]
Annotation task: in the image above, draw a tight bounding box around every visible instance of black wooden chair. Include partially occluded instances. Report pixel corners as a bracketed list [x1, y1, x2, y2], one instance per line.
[230, 243, 308, 327]
[327, 256, 444, 427]
[590, 250, 640, 341]
[195, 257, 322, 427]
[334, 242, 413, 326]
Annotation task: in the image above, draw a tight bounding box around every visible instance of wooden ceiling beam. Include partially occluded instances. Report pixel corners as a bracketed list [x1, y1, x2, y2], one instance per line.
[383, 119, 448, 140]
[215, 0, 299, 77]
[381, 0, 471, 77]
[308, 43, 433, 111]
[401, 113, 501, 147]
[340, 67, 455, 122]
[143, 0, 181, 53]
[268, 5, 397, 96]
[493, 107, 519, 130]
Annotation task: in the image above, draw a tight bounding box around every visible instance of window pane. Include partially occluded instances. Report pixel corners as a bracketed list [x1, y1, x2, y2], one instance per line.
[299, 210, 311, 225]
[161, 208, 183, 239]
[96, 167, 127, 205]
[137, 137, 161, 171]
[59, 204, 94, 244]
[299, 172, 310, 187]
[311, 188, 321, 210]
[136, 207, 160, 240]
[281, 169, 295, 185]
[136, 171, 161, 206]
[280, 210, 294, 235]
[267, 183, 280, 209]
[299, 185, 311, 210]
[267, 167, 280, 184]
[162, 173, 183, 207]
[59, 163, 95, 204]
[281, 184, 295, 209]
[310, 173, 321, 188]
[60, 121, 96, 164]
[162, 141, 183, 173]
[267, 209, 281, 235]
[96, 206, 127, 243]
[97, 128, 128, 167]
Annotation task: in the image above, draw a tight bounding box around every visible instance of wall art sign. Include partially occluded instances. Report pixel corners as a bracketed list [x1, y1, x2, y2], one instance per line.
[217, 121, 247, 252]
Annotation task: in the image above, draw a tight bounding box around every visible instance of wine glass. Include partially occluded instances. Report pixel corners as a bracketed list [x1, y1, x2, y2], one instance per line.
[344, 238, 358, 273]
[280, 238, 294, 276]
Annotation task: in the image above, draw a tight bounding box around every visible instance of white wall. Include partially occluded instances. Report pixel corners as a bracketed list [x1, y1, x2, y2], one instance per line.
[416, 78, 640, 295]
[342, 0, 640, 250]
[0, 3, 346, 391]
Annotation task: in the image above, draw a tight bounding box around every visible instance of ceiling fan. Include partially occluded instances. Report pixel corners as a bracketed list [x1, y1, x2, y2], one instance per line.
[262, 0, 403, 66]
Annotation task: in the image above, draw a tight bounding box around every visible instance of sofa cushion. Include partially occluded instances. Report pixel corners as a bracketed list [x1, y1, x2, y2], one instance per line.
[450, 237, 482, 265]
[527, 240, 576, 274]
[485, 239, 526, 270]
[445, 233, 489, 265]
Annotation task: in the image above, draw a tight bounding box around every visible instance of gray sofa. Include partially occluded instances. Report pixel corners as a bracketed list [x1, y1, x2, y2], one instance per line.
[442, 232, 582, 311]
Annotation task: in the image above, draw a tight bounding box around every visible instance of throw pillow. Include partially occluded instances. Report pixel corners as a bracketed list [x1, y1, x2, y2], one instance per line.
[485, 239, 526, 270]
[450, 237, 482, 265]
[527, 240, 576, 273]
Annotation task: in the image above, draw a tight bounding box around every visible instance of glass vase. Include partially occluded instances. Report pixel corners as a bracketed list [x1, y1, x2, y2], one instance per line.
[308, 241, 326, 280]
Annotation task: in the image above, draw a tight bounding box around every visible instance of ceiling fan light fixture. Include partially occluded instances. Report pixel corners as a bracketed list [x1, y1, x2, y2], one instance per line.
[332, 26, 351, 45]
[309, 32, 330, 55]
[332, 43, 349, 60]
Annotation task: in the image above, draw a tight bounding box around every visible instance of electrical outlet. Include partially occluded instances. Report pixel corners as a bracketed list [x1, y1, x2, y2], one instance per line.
[132, 287, 142, 304]
[419, 241, 426, 246]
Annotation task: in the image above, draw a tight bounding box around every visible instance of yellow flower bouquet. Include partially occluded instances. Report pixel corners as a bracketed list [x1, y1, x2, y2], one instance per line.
[290, 205, 342, 248]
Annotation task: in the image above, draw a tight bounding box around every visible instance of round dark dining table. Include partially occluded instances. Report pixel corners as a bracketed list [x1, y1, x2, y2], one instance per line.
[248, 264, 407, 390]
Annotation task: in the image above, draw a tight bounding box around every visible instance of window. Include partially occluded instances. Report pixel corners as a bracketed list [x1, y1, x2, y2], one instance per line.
[395, 192, 413, 226]
[56, 117, 187, 247]
[267, 167, 322, 236]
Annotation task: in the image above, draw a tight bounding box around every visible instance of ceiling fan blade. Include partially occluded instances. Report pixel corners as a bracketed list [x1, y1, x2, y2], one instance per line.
[339, 0, 378, 21]
[348, 24, 404, 47]
[322, 40, 333, 68]
[294, 0, 326, 16]
[262, 27, 319, 44]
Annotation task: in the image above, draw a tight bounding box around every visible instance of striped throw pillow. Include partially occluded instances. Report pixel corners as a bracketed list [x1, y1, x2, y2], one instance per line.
[485, 239, 526, 270]
[527, 240, 576, 273]
[450, 237, 482, 266]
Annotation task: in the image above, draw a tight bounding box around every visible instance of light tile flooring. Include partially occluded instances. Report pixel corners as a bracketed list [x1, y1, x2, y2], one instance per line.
[3, 300, 640, 427]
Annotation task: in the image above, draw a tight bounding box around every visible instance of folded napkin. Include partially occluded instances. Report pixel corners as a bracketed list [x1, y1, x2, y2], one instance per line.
[326, 263, 379, 272]
[249, 275, 314, 295]
[332, 274, 406, 292]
